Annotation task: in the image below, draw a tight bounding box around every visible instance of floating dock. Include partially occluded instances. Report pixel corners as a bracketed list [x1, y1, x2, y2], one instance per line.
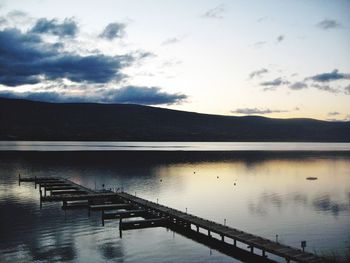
[19, 175, 325, 263]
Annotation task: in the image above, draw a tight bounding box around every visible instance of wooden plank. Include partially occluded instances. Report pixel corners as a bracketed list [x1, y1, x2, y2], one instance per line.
[44, 186, 79, 191]
[120, 218, 168, 230]
[42, 193, 118, 202]
[103, 210, 146, 220]
[51, 190, 87, 195]
[89, 203, 132, 211]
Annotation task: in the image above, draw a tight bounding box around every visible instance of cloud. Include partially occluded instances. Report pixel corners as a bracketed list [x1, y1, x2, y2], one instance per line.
[308, 69, 350, 82]
[30, 18, 78, 37]
[317, 19, 341, 30]
[276, 35, 285, 43]
[251, 41, 266, 49]
[249, 68, 268, 79]
[102, 86, 187, 105]
[328, 111, 340, 116]
[289, 81, 307, 90]
[162, 36, 186, 46]
[0, 28, 133, 86]
[345, 85, 350, 95]
[202, 4, 226, 19]
[0, 86, 187, 105]
[99, 22, 126, 40]
[231, 108, 288, 115]
[260, 77, 289, 87]
[311, 83, 339, 93]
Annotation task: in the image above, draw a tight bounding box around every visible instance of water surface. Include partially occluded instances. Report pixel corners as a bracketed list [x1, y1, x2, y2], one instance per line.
[0, 145, 349, 262]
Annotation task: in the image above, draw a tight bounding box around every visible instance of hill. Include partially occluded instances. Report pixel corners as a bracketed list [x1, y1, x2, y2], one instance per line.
[0, 97, 349, 141]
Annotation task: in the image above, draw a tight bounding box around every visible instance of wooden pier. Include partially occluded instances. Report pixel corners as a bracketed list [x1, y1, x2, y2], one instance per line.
[19, 175, 325, 263]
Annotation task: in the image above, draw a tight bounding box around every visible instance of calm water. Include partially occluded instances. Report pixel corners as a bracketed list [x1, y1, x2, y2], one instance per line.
[1, 141, 350, 151]
[0, 143, 350, 262]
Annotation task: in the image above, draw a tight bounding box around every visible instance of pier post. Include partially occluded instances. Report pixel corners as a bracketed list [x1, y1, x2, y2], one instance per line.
[208, 230, 211, 237]
[196, 226, 199, 232]
[221, 235, 224, 242]
[39, 189, 42, 209]
[18, 173, 21, 186]
[262, 250, 266, 257]
[233, 239, 236, 247]
[119, 218, 123, 238]
[34, 176, 37, 189]
[250, 246, 254, 253]
[102, 210, 105, 226]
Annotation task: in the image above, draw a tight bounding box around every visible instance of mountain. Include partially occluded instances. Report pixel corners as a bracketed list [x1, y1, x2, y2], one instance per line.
[1, 97, 349, 142]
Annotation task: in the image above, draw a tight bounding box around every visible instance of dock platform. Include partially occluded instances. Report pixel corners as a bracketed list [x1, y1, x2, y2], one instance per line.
[19, 175, 325, 263]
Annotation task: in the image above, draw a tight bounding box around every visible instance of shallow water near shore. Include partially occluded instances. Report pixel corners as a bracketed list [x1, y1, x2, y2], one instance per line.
[0, 145, 350, 262]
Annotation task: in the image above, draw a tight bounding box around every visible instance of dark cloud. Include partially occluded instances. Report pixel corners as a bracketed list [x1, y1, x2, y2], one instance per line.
[0, 86, 187, 105]
[308, 69, 350, 82]
[103, 86, 187, 105]
[0, 28, 133, 86]
[30, 18, 78, 37]
[328, 111, 340, 116]
[276, 35, 285, 43]
[311, 83, 339, 93]
[249, 68, 268, 79]
[231, 108, 288, 115]
[289, 81, 307, 90]
[202, 5, 226, 19]
[316, 19, 341, 30]
[99, 22, 126, 40]
[260, 77, 289, 87]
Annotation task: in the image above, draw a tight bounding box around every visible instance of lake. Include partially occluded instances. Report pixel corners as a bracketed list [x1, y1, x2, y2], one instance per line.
[0, 142, 349, 262]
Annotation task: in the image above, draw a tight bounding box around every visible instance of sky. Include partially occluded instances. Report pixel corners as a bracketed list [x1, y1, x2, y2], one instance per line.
[0, 0, 349, 121]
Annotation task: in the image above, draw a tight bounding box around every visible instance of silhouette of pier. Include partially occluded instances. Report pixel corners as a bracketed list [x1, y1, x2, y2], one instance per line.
[19, 175, 325, 263]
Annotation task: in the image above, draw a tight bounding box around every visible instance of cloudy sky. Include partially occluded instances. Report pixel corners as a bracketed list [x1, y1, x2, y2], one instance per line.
[0, 0, 349, 121]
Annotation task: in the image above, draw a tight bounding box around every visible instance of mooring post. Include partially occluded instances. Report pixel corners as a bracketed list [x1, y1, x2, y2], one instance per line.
[18, 173, 21, 186]
[208, 230, 211, 237]
[34, 176, 37, 189]
[102, 210, 104, 226]
[250, 246, 254, 253]
[196, 226, 199, 232]
[119, 218, 123, 238]
[39, 189, 42, 209]
[233, 239, 236, 247]
[221, 235, 224, 242]
[262, 250, 266, 257]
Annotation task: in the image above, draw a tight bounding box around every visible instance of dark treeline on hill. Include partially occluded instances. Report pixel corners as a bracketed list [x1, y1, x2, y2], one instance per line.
[1, 97, 350, 142]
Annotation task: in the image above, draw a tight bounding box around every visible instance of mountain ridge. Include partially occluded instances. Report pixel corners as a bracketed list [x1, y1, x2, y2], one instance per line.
[1, 97, 349, 142]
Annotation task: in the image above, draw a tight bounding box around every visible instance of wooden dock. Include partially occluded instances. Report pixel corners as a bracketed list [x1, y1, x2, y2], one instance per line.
[19, 175, 326, 263]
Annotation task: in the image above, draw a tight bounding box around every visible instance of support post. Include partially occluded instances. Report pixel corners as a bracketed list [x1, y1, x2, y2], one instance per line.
[39, 189, 42, 209]
[102, 210, 105, 226]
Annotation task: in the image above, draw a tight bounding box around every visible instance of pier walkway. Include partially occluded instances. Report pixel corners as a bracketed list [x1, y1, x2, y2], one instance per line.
[19, 175, 325, 263]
